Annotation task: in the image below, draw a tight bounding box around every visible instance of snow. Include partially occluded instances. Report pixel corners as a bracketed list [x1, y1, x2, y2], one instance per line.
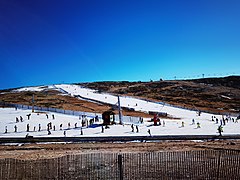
[4, 84, 238, 138]
[0, 107, 239, 138]
[13, 85, 58, 92]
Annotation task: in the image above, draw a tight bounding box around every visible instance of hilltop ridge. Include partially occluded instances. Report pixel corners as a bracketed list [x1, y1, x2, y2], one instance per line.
[0, 76, 239, 115]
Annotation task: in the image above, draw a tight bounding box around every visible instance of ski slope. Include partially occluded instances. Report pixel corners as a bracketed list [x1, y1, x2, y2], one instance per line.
[1, 84, 238, 137]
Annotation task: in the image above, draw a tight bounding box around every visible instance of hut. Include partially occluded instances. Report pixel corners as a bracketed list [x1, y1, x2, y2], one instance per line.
[102, 110, 115, 125]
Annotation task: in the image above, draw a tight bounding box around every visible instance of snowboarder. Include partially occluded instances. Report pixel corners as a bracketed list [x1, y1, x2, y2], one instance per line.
[218, 125, 223, 136]
[14, 125, 17, 132]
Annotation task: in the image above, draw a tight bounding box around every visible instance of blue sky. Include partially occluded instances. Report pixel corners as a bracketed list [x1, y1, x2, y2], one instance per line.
[0, 0, 240, 89]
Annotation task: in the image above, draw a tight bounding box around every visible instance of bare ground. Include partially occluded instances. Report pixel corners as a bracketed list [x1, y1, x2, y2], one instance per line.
[0, 140, 240, 160]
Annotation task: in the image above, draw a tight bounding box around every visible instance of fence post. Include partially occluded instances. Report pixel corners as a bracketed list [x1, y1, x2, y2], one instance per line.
[216, 150, 222, 180]
[118, 154, 123, 180]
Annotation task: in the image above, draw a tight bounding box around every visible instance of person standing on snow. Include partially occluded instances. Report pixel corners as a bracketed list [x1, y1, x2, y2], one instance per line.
[181, 121, 184, 127]
[218, 125, 223, 136]
[197, 122, 201, 128]
[26, 124, 30, 132]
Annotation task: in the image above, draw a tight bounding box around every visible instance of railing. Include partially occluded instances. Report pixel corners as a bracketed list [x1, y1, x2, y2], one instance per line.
[0, 150, 240, 179]
[0, 101, 141, 124]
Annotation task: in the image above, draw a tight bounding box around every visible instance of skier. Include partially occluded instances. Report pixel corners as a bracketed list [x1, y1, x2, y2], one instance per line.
[5, 126, 7, 133]
[68, 122, 71, 129]
[46, 114, 48, 119]
[101, 125, 104, 133]
[181, 121, 184, 127]
[48, 130, 51, 135]
[33, 126, 36, 132]
[216, 118, 218, 124]
[147, 129, 151, 136]
[136, 125, 139, 133]
[95, 115, 99, 122]
[26, 124, 30, 132]
[218, 125, 223, 136]
[63, 131, 66, 137]
[197, 122, 201, 128]
[192, 119, 195, 125]
[52, 114, 55, 120]
[75, 123, 77, 128]
[131, 124, 134, 132]
[26, 114, 31, 120]
[80, 128, 83, 135]
[60, 124, 63, 130]
[14, 125, 17, 132]
[53, 125, 56, 131]
[163, 120, 165, 127]
[16, 117, 19, 123]
[20, 116, 23, 122]
[38, 124, 41, 131]
[223, 119, 226, 126]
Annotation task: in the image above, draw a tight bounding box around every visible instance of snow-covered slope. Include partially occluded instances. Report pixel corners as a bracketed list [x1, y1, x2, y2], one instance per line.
[0, 107, 239, 137]
[1, 84, 238, 137]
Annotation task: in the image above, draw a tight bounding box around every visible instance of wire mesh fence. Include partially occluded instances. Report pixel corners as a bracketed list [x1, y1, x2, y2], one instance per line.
[0, 101, 141, 124]
[0, 149, 240, 180]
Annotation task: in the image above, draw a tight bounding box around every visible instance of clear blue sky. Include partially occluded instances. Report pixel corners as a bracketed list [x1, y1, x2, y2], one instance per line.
[0, 0, 240, 89]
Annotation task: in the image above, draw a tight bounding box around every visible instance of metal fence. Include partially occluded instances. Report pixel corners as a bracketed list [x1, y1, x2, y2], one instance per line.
[0, 101, 141, 124]
[0, 149, 240, 180]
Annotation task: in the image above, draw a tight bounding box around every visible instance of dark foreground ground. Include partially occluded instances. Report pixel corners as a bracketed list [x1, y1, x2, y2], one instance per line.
[0, 140, 240, 160]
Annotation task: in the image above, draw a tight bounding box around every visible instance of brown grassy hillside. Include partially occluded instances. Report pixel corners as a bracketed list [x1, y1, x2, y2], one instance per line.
[1, 76, 239, 116]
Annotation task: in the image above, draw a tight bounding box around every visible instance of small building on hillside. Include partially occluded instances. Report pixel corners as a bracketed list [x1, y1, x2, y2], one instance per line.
[102, 110, 115, 125]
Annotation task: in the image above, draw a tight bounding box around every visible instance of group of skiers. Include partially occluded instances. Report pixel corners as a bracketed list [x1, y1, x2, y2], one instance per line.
[3, 110, 240, 137]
